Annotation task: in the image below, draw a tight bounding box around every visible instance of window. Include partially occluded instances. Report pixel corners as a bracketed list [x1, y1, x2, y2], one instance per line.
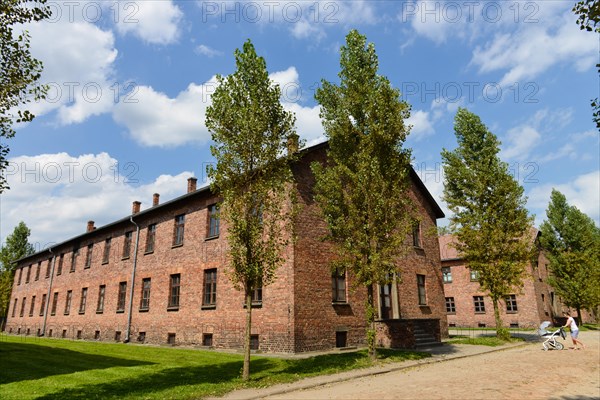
[77, 330, 82, 339]
[173, 214, 185, 246]
[64, 290, 72, 315]
[332, 267, 346, 302]
[336, 331, 348, 348]
[167, 333, 176, 345]
[57, 254, 64, 275]
[79, 288, 88, 314]
[140, 278, 151, 311]
[202, 333, 213, 347]
[145, 224, 157, 253]
[26, 265, 31, 283]
[137, 332, 146, 342]
[97, 285, 105, 313]
[102, 238, 111, 264]
[470, 270, 480, 281]
[70, 248, 79, 272]
[442, 267, 452, 283]
[45, 259, 51, 278]
[115, 331, 121, 341]
[20, 297, 26, 317]
[29, 296, 36, 316]
[417, 274, 427, 305]
[505, 294, 518, 313]
[168, 274, 180, 309]
[473, 296, 485, 313]
[445, 297, 456, 313]
[51, 292, 58, 315]
[17, 268, 23, 285]
[94, 330, 100, 340]
[35, 262, 41, 281]
[122, 232, 133, 259]
[12, 298, 17, 317]
[379, 282, 392, 319]
[207, 204, 219, 237]
[39, 294, 47, 316]
[412, 221, 421, 247]
[203, 269, 217, 306]
[85, 244, 93, 269]
[117, 282, 127, 312]
[250, 334, 259, 350]
[252, 286, 263, 305]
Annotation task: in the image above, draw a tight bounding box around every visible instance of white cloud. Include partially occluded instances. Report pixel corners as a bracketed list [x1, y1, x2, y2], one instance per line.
[407, 110, 435, 140]
[112, 79, 218, 147]
[114, 0, 183, 45]
[501, 126, 541, 161]
[23, 19, 118, 125]
[196, 44, 223, 58]
[471, 13, 597, 87]
[528, 170, 600, 226]
[1, 153, 194, 246]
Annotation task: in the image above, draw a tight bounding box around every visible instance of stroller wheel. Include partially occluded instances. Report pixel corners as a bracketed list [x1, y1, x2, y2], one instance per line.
[555, 342, 564, 350]
[543, 344, 548, 351]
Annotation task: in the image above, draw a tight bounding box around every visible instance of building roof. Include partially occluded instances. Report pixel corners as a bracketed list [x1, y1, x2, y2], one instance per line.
[16, 140, 445, 265]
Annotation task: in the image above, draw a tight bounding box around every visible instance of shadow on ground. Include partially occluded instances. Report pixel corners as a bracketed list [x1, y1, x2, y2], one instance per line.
[0, 341, 153, 385]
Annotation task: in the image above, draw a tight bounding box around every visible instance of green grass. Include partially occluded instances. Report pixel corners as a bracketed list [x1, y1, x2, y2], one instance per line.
[0, 336, 429, 399]
[446, 335, 525, 346]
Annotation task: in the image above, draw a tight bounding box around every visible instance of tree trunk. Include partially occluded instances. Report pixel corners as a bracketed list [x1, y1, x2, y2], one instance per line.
[242, 290, 252, 381]
[366, 284, 377, 361]
[576, 306, 583, 327]
[492, 299, 509, 341]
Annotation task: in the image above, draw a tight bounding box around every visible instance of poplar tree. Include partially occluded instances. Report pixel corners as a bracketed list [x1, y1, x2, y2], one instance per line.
[539, 189, 600, 324]
[441, 108, 533, 340]
[205, 40, 299, 380]
[0, 221, 35, 319]
[1, 0, 51, 191]
[312, 30, 413, 361]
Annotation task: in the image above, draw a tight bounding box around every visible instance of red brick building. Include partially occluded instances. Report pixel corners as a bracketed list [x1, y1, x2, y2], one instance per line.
[6, 143, 448, 352]
[439, 233, 562, 329]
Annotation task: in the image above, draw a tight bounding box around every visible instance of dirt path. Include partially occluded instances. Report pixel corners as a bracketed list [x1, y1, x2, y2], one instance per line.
[241, 331, 600, 400]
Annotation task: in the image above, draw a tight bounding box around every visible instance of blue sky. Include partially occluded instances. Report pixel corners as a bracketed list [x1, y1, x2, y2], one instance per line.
[1, 0, 598, 249]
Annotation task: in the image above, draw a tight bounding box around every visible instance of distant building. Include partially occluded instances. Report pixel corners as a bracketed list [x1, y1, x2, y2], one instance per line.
[439, 232, 564, 329]
[6, 142, 448, 351]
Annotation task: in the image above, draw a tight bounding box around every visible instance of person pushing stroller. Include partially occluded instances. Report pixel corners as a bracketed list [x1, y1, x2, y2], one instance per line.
[562, 312, 585, 350]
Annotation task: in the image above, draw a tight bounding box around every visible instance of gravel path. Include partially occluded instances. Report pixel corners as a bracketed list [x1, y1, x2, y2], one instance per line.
[222, 331, 599, 400]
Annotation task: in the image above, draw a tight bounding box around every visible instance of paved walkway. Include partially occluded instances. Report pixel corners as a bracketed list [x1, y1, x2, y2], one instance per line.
[216, 339, 531, 400]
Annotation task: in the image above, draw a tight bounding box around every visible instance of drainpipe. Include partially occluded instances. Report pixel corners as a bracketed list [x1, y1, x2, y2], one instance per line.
[42, 248, 56, 336]
[124, 216, 140, 343]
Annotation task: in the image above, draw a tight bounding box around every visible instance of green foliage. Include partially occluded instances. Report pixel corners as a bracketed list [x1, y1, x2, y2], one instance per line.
[1, 0, 51, 192]
[539, 189, 600, 322]
[572, 0, 600, 131]
[205, 39, 300, 380]
[0, 221, 35, 318]
[0, 336, 429, 399]
[441, 108, 534, 338]
[311, 29, 413, 361]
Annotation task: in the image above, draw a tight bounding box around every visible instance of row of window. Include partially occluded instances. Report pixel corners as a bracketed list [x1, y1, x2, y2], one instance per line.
[16, 206, 220, 286]
[445, 295, 518, 314]
[12, 268, 264, 318]
[442, 267, 479, 283]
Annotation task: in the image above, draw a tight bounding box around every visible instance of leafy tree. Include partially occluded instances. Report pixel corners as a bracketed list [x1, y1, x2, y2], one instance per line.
[441, 108, 533, 340]
[539, 189, 600, 324]
[205, 40, 299, 380]
[1, 0, 51, 192]
[312, 30, 413, 361]
[572, 0, 600, 131]
[0, 221, 35, 319]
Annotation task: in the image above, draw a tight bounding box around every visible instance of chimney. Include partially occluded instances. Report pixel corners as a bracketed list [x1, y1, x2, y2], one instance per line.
[287, 133, 299, 154]
[132, 201, 141, 214]
[187, 177, 197, 193]
[152, 193, 160, 207]
[86, 221, 95, 232]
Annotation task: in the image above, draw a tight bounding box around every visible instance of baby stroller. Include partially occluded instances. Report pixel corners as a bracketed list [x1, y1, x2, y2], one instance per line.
[538, 321, 566, 351]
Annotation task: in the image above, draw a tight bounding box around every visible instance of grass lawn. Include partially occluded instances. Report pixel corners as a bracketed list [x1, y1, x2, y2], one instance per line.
[0, 335, 429, 399]
[446, 335, 525, 346]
